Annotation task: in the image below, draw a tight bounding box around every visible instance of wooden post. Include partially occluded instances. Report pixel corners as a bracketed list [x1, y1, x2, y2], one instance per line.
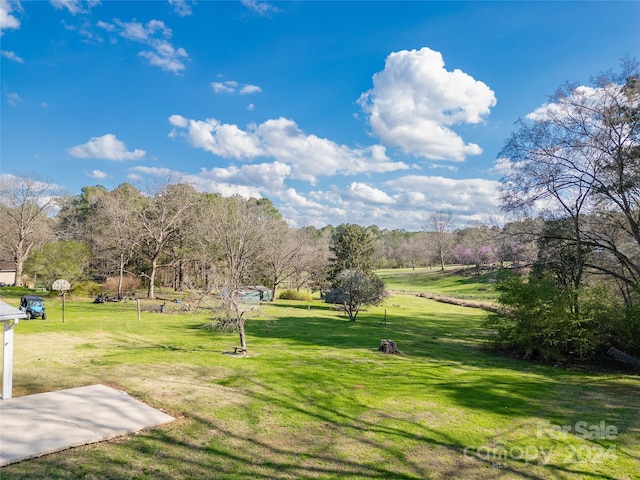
[137, 299, 141, 321]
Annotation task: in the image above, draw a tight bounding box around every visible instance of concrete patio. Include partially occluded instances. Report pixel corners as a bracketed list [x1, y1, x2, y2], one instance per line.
[0, 384, 174, 466]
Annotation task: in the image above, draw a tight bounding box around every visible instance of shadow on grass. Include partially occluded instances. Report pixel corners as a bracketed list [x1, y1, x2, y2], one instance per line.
[252, 300, 496, 363]
[248, 300, 640, 429]
[2, 374, 624, 480]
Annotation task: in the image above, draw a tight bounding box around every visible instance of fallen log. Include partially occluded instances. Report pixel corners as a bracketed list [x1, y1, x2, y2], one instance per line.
[607, 346, 640, 370]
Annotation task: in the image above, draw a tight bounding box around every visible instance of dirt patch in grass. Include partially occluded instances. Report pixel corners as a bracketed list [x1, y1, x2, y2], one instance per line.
[105, 363, 252, 412]
[16, 333, 94, 361]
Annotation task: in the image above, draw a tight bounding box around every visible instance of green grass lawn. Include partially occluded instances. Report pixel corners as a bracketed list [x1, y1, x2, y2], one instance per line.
[377, 267, 499, 300]
[1, 282, 638, 479]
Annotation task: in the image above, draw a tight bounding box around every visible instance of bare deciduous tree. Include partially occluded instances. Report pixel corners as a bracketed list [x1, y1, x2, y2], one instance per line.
[262, 223, 309, 301]
[288, 227, 331, 293]
[136, 183, 198, 299]
[0, 174, 60, 285]
[424, 212, 453, 271]
[197, 195, 270, 352]
[93, 183, 144, 296]
[500, 60, 640, 292]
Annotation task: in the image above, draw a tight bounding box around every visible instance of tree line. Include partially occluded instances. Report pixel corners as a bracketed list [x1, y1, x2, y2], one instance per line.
[0, 175, 533, 296]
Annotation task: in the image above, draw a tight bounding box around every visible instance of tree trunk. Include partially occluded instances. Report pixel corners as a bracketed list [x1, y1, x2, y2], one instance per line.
[14, 238, 28, 286]
[148, 256, 158, 299]
[175, 260, 184, 292]
[14, 257, 23, 286]
[238, 320, 247, 352]
[344, 302, 358, 321]
[117, 253, 125, 296]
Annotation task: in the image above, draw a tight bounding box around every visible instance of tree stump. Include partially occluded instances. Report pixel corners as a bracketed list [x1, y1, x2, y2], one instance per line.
[379, 339, 400, 354]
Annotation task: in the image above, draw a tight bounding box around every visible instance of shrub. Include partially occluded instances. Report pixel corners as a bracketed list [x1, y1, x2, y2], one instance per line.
[483, 273, 632, 361]
[614, 304, 640, 357]
[325, 269, 387, 321]
[279, 289, 312, 301]
[105, 275, 141, 294]
[72, 281, 101, 297]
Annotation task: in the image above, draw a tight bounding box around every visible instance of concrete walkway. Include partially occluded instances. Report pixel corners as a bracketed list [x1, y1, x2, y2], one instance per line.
[0, 384, 174, 466]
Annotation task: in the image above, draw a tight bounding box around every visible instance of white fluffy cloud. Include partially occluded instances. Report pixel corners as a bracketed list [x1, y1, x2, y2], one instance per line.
[212, 81, 238, 93]
[0, 0, 21, 34]
[169, 0, 193, 17]
[50, 0, 99, 15]
[139, 46, 188, 74]
[69, 134, 146, 161]
[385, 175, 500, 216]
[525, 85, 613, 123]
[241, 0, 279, 16]
[131, 165, 265, 199]
[98, 19, 189, 74]
[1, 49, 23, 62]
[132, 162, 291, 195]
[488, 157, 513, 176]
[86, 169, 109, 179]
[358, 47, 496, 162]
[307, 175, 501, 228]
[6, 92, 21, 107]
[169, 115, 263, 159]
[196, 161, 291, 192]
[240, 84, 262, 95]
[169, 115, 409, 183]
[126, 161, 501, 229]
[346, 182, 395, 205]
[134, 161, 339, 227]
[258, 118, 408, 182]
[211, 80, 262, 95]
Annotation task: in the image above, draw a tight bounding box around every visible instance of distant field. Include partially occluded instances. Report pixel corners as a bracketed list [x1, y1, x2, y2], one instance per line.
[378, 267, 499, 300]
[0, 276, 638, 479]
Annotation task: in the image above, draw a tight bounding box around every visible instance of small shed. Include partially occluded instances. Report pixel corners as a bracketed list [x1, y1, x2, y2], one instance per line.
[0, 261, 16, 286]
[0, 300, 27, 399]
[239, 286, 272, 303]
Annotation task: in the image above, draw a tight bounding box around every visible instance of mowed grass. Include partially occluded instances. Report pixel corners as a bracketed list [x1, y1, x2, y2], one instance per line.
[377, 267, 499, 300]
[1, 281, 639, 479]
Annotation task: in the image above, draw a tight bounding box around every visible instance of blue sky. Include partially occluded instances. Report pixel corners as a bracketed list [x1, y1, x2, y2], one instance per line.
[2, 1, 639, 230]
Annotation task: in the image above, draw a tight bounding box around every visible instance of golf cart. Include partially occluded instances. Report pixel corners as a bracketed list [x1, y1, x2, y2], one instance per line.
[19, 295, 47, 319]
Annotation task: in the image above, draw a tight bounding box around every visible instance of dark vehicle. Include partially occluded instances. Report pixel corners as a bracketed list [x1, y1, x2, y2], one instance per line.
[93, 293, 125, 303]
[19, 295, 46, 319]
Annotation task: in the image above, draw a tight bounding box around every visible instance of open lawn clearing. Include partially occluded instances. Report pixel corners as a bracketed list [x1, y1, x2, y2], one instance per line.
[378, 267, 499, 301]
[0, 291, 638, 479]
